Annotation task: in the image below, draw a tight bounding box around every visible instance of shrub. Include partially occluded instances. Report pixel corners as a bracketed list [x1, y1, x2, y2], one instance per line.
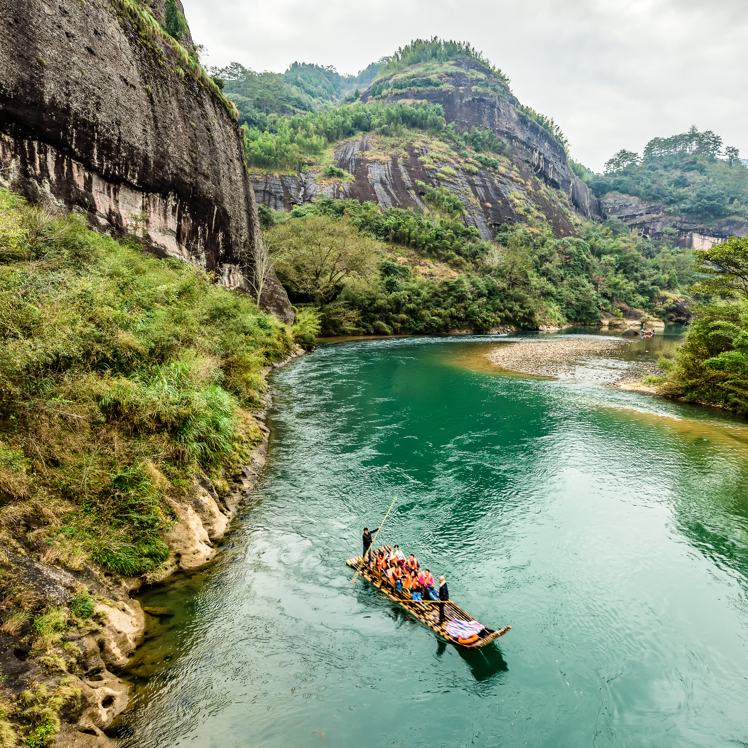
[292, 307, 322, 350]
[323, 165, 347, 179]
[70, 592, 94, 620]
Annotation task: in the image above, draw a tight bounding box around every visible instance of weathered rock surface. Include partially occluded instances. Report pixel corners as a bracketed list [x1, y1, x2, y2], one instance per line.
[250, 59, 600, 239]
[0, 0, 292, 322]
[600, 192, 748, 248]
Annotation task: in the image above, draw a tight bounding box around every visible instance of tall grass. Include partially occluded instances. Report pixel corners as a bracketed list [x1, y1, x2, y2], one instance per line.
[0, 188, 292, 577]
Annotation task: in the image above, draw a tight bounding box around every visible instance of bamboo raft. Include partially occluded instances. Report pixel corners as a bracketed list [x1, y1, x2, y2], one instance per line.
[346, 546, 511, 649]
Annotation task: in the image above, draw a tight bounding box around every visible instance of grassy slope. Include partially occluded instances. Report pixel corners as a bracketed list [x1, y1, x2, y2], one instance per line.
[0, 187, 307, 744]
[0, 188, 297, 578]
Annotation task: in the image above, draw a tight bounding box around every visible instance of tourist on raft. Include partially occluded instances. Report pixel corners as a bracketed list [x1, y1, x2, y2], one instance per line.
[393, 545, 406, 565]
[404, 554, 419, 574]
[362, 526, 379, 558]
[419, 569, 438, 600]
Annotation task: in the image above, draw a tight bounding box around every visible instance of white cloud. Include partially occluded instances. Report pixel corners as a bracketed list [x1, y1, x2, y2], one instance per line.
[183, 0, 748, 171]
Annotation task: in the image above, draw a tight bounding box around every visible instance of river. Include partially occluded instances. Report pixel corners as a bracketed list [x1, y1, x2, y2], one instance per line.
[118, 332, 748, 748]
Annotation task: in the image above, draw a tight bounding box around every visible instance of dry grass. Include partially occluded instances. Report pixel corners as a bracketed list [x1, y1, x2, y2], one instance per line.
[1, 611, 28, 636]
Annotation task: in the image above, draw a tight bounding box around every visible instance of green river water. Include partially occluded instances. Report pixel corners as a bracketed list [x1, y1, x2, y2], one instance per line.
[119, 331, 748, 748]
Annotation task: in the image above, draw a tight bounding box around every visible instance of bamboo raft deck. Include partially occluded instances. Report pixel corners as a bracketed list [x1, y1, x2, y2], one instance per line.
[346, 546, 511, 649]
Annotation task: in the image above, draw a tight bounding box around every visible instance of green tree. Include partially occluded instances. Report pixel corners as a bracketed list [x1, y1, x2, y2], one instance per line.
[267, 215, 381, 303]
[604, 149, 640, 173]
[164, 0, 188, 41]
[725, 146, 740, 167]
[691, 235, 748, 298]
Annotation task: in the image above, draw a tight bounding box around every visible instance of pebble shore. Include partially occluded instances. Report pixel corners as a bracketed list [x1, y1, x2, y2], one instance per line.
[487, 338, 664, 385]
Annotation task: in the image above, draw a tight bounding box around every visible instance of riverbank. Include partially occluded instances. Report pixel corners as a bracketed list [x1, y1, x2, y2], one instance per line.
[75, 347, 305, 747]
[486, 337, 665, 386]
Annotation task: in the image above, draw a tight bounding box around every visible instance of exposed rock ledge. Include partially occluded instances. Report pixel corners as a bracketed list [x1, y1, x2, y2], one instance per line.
[1, 348, 304, 748]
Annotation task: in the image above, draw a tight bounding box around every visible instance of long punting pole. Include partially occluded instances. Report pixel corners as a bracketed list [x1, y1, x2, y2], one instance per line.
[352, 494, 397, 583]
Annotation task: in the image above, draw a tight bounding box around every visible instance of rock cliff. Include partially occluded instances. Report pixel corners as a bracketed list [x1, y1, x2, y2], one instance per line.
[599, 192, 748, 249]
[250, 58, 600, 238]
[0, 0, 292, 322]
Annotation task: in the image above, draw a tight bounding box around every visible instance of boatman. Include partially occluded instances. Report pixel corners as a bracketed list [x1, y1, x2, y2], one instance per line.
[362, 527, 379, 559]
[438, 576, 450, 624]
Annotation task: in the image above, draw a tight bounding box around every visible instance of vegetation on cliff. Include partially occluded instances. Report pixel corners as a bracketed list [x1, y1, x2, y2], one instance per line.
[262, 197, 694, 335]
[588, 126, 747, 220]
[0, 187, 302, 583]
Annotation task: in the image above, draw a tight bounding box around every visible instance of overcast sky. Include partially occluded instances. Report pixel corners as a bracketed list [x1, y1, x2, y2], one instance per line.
[183, 0, 748, 172]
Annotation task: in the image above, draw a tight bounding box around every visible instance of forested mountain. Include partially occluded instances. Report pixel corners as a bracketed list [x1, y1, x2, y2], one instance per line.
[211, 60, 381, 129]
[584, 126, 748, 245]
[233, 39, 695, 335]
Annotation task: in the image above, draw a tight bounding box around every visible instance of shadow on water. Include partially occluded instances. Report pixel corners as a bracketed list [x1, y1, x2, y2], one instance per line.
[436, 639, 509, 682]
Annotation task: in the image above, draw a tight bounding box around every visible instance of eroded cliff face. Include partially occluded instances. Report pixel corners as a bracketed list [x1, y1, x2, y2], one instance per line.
[0, 0, 292, 322]
[599, 193, 748, 249]
[250, 59, 599, 237]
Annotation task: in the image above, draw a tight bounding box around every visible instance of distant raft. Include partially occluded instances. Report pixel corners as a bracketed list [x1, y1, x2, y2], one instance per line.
[346, 545, 511, 649]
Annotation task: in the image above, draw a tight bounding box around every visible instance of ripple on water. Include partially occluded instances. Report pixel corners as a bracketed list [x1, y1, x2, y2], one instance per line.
[120, 338, 748, 748]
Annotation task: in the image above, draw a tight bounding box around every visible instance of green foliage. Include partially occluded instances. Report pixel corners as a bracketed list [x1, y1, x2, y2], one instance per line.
[242, 100, 446, 170]
[163, 0, 187, 40]
[291, 308, 322, 350]
[378, 38, 510, 89]
[663, 302, 748, 412]
[643, 125, 725, 160]
[289, 198, 489, 265]
[569, 159, 595, 183]
[69, 592, 94, 620]
[215, 60, 381, 127]
[474, 154, 499, 170]
[0, 187, 292, 577]
[32, 608, 67, 651]
[420, 185, 465, 218]
[604, 149, 640, 173]
[17, 681, 80, 748]
[329, 273, 537, 335]
[690, 235, 748, 298]
[98, 359, 238, 464]
[323, 165, 347, 179]
[266, 195, 692, 335]
[591, 127, 746, 218]
[267, 214, 380, 303]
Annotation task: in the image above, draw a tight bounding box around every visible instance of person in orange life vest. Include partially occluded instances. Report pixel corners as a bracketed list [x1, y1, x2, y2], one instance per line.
[404, 554, 419, 574]
[389, 562, 404, 593]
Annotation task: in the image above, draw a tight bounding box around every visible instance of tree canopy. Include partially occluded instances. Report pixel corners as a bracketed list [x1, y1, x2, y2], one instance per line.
[266, 214, 381, 303]
[691, 235, 748, 298]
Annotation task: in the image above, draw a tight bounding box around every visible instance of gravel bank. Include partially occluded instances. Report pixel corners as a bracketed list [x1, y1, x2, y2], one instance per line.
[487, 338, 664, 384]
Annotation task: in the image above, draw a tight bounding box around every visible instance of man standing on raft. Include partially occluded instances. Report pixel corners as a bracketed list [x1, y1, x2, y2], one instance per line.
[362, 527, 379, 559]
[438, 576, 449, 624]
